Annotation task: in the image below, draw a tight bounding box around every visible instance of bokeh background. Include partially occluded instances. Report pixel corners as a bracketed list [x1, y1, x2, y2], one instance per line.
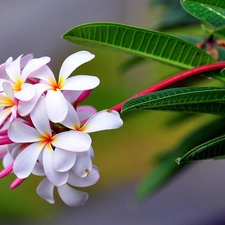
[1, 1, 225, 224]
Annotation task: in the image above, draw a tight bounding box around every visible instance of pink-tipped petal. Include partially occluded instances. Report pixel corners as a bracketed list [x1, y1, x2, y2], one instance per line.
[68, 165, 100, 187]
[0, 145, 8, 159]
[75, 90, 92, 104]
[62, 75, 100, 91]
[59, 51, 95, 81]
[62, 90, 82, 103]
[57, 184, 88, 207]
[10, 178, 25, 190]
[71, 151, 92, 178]
[13, 142, 44, 179]
[52, 131, 91, 152]
[46, 89, 68, 123]
[0, 162, 13, 178]
[61, 101, 80, 129]
[36, 177, 55, 204]
[42, 145, 68, 186]
[83, 110, 123, 133]
[14, 83, 36, 101]
[53, 148, 76, 172]
[8, 120, 41, 143]
[30, 97, 51, 136]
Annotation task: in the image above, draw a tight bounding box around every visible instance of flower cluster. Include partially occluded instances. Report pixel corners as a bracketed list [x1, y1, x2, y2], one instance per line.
[0, 51, 123, 206]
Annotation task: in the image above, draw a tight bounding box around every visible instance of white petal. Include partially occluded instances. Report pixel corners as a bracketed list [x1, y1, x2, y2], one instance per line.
[46, 89, 68, 122]
[0, 108, 12, 126]
[2, 152, 13, 167]
[2, 82, 14, 100]
[14, 83, 36, 101]
[5, 55, 22, 83]
[21, 56, 51, 81]
[36, 177, 55, 204]
[30, 65, 56, 83]
[61, 101, 80, 129]
[82, 109, 123, 133]
[8, 120, 41, 142]
[52, 131, 91, 152]
[68, 165, 100, 187]
[87, 146, 94, 160]
[32, 162, 45, 176]
[62, 75, 100, 91]
[59, 51, 95, 81]
[71, 151, 92, 178]
[17, 83, 48, 116]
[42, 144, 69, 186]
[30, 96, 51, 136]
[53, 148, 76, 172]
[20, 54, 33, 68]
[13, 142, 44, 178]
[77, 105, 97, 121]
[57, 184, 88, 207]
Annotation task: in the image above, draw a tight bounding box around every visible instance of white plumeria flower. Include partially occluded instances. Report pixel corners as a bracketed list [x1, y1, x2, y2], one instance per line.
[59, 101, 123, 177]
[36, 165, 100, 206]
[8, 97, 92, 186]
[30, 51, 100, 123]
[2, 54, 50, 101]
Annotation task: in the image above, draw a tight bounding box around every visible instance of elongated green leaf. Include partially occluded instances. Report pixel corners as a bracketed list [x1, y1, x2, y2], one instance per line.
[181, 0, 225, 28]
[182, 0, 225, 10]
[62, 22, 215, 69]
[122, 87, 225, 115]
[137, 117, 225, 199]
[176, 135, 225, 163]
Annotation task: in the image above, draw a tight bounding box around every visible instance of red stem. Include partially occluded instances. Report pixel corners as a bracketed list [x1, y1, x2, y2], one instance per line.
[111, 61, 225, 112]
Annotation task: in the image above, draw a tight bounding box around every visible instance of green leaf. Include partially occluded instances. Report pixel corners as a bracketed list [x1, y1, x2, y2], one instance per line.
[122, 87, 225, 115]
[176, 134, 225, 163]
[212, 26, 225, 39]
[62, 22, 215, 69]
[181, 0, 225, 11]
[137, 117, 225, 199]
[181, 0, 225, 28]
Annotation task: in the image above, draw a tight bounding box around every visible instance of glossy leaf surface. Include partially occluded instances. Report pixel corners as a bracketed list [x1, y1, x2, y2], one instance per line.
[176, 135, 225, 163]
[122, 87, 225, 115]
[181, 0, 225, 27]
[62, 22, 215, 69]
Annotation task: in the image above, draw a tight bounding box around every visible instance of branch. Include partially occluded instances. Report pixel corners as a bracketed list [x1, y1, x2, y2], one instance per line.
[111, 61, 225, 112]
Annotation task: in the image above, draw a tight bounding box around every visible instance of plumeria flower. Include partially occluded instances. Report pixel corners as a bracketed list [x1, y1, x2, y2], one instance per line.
[59, 101, 123, 177]
[1, 54, 50, 101]
[30, 51, 100, 122]
[37, 165, 100, 206]
[8, 97, 91, 186]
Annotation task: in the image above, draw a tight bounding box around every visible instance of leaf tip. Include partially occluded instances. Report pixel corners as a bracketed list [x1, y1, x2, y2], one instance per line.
[175, 157, 182, 165]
